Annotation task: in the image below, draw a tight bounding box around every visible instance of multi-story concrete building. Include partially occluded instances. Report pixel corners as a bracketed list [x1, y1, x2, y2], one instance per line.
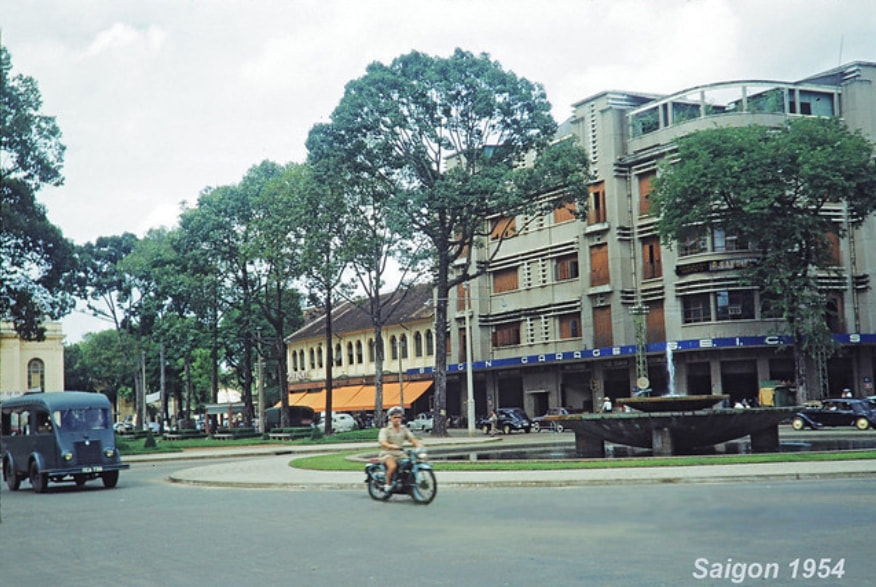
[287, 61, 876, 422]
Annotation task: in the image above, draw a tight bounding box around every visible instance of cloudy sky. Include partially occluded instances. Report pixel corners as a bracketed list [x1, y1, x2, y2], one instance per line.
[3, 0, 875, 340]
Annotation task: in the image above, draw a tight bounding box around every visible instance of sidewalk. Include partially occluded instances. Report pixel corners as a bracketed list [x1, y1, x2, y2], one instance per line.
[125, 431, 876, 490]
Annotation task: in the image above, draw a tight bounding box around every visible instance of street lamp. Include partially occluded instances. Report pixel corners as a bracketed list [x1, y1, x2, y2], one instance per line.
[463, 284, 475, 436]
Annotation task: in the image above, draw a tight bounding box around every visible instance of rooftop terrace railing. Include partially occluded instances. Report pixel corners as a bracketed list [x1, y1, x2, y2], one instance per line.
[628, 80, 840, 138]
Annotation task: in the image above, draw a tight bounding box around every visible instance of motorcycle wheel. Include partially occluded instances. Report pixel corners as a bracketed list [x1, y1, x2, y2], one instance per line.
[366, 472, 391, 501]
[410, 469, 437, 505]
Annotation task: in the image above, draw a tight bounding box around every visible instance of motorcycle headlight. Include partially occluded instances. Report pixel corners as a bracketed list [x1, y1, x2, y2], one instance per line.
[416, 450, 428, 460]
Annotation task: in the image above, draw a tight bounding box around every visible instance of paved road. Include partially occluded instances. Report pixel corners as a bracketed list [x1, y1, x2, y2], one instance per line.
[1, 458, 873, 586]
[150, 427, 876, 489]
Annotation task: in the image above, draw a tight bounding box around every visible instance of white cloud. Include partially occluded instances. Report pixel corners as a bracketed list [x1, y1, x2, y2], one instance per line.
[80, 22, 166, 60]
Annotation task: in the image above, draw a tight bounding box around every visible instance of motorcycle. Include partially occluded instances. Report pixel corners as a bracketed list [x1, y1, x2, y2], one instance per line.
[364, 447, 437, 504]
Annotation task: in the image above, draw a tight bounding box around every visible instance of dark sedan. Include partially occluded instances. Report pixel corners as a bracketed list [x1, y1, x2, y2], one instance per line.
[791, 398, 876, 431]
[477, 407, 532, 435]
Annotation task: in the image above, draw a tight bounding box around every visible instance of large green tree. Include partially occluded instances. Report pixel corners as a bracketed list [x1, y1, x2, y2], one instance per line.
[652, 117, 876, 402]
[1, 46, 75, 339]
[315, 49, 590, 435]
[307, 123, 429, 428]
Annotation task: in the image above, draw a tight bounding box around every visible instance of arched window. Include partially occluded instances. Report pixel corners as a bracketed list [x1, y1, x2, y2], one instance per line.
[292, 351, 298, 371]
[335, 343, 343, 367]
[309, 348, 316, 369]
[356, 340, 364, 364]
[299, 350, 305, 371]
[28, 358, 45, 392]
[346, 342, 354, 365]
[368, 339, 375, 362]
[414, 331, 424, 357]
[425, 330, 434, 356]
[317, 345, 323, 368]
[389, 335, 398, 360]
[399, 334, 409, 359]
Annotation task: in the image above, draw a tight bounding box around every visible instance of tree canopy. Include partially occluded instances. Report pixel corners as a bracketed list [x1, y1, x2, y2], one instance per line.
[652, 117, 876, 400]
[312, 48, 591, 434]
[1, 46, 75, 339]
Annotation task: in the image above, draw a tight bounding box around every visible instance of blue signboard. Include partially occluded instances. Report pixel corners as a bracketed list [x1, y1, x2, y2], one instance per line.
[408, 333, 876, 376]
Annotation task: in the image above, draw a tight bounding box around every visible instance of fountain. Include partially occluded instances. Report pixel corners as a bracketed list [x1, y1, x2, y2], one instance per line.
[550, 344, 796, 457]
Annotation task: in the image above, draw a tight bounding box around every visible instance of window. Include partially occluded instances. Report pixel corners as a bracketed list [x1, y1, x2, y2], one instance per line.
[399, 334, 409, 359]
[345, 342, 353, 365]
[555, 254, 580, 281]
[389, 336, 398, 360]
[356, 340, 364, 364]
[760, 293, 784, 319]
[646, 300, 665, 343]
[414, 332, 423, 357]
[309, 348, 316, 369]
[27, 358, 45, 392]
[592, 306, 613, 348]
[490, 216, 516, 240]
[679, 232, 708, 257]
[492, 323, 521, 347]
[492, 267, 519, 293]
[589, 243, 610, 286]
[292, 351, 298, 371]
[715, 290, 755, 321]
[712, 228, 749, 252]
[299, 350, 305, 371]
[682, 294, 711, 323]
[458, 327, 468, 363]
[316, 345, 323, 368]
[425, 330, 434, 356]
[559, 312, 581, 339]
[638, 172, 655, 215]
[642, 237, 662, 279]
[368, 339, 375, 362]
[824, 232, 841, 266]
[554, 201, 576, 224]
[588, 182, 607, 224]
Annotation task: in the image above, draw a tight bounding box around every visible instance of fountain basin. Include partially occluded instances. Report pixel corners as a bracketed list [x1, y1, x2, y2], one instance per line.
[616, 394, 729, 413]
[550, 407, 797, 457]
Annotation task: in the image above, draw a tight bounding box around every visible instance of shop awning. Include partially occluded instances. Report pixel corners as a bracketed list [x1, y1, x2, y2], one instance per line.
[281, 381, 432, 413]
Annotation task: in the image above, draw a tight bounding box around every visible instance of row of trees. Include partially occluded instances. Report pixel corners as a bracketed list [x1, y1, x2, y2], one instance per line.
[6, 41, 875, 426]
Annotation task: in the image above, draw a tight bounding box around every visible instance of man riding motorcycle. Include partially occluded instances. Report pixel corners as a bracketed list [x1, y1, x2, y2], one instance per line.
[378, 406, 423, 492]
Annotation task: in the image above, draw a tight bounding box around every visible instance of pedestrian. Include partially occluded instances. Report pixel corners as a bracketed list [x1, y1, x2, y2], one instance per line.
[489, 409, 498, 435]
[601, 396, 613, 413]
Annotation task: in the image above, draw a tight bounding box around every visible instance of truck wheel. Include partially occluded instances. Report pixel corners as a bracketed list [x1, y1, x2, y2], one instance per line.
[4, 459, 21, 491]
[855, 417, 870, 430]
[791, 417, 806, 431]
[102, 470, 120, 489]
[29, 461, 48, 493]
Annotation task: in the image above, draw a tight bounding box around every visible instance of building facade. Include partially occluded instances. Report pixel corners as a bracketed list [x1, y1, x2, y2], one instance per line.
[0, 321, 65, 401]
[440, 61, 876, 419]
[285, 284, 437, 415]
[287, 62, 876, 423]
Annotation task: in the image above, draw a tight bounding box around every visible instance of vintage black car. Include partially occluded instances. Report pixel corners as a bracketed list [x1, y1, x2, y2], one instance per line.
[791, 398, 876, 431]
[477, 407, 532, 435]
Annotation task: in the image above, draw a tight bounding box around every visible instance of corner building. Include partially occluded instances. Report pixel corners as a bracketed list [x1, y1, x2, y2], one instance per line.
[436, 61, 876, 419]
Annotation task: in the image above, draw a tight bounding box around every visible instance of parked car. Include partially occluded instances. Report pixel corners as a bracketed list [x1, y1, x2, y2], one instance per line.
[791, 398, 876, 431]
[113, 420, 133, 434]
[476, 407, 532, 435]
[532, 407, 573, 432]
[316, 412, 358, 433]
[407, 412, 434, 433]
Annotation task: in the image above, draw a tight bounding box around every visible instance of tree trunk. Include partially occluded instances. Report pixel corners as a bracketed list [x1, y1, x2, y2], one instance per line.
[430, 255, 451, 437]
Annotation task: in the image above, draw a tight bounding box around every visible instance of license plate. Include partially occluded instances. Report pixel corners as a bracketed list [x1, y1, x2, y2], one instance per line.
[80, 466, 103, 473]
